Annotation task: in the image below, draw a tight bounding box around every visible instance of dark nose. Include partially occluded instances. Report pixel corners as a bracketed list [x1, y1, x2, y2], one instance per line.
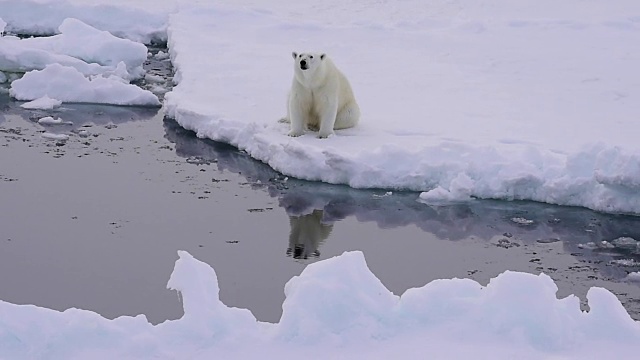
[300, 60, 307, 67]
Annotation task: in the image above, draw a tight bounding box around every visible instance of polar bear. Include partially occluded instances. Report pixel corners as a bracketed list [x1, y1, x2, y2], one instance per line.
[283, 52, 360, 138]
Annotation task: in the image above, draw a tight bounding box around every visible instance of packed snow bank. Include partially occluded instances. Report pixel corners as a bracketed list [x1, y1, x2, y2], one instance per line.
[0, 0, 171, 43]
[0, 17, 159, 106]
[0, 250, 638, 359]
[0, 18, 147, 79]
[10, 64, 160, 106]
[20, 18, 148, 78]
[164, 2, 640, 215]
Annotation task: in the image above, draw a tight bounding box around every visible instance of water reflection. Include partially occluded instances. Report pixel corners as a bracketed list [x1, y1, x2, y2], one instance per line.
[162, 117, 640, 278]
[287, 210, 333, 260]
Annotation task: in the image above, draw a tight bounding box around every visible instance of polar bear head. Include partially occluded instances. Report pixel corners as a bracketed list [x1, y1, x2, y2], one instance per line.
[292, 51, 326, 72]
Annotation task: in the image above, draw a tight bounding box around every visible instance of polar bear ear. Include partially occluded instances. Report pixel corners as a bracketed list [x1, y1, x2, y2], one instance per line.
[292, 52, 298, 59]
[320, 53, 326, 60]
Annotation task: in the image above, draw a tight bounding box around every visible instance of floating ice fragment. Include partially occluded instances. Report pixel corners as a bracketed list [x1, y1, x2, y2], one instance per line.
[145, 73, 164, 83]
[578, 242, 595, 249]
[577, 241, 615, 250]
[41, 132, 69, 141]
[610, 259, 640, 267]
[611, 237, 639, 251]
[511, 217, 534, 225]
[155, 50, 170, 60]
[599, 240, 615, 249]
[626, 272, 640, 282]
[37, 116, 65, 125]
[185, 156, 209, 165]
[149, 84, 169, 95]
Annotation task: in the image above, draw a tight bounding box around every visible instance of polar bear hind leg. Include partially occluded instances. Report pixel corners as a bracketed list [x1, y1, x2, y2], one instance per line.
[334, 102, 360, 130]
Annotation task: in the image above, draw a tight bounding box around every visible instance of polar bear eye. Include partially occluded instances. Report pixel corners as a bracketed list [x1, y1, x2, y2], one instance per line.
[309, 55, 314, 59]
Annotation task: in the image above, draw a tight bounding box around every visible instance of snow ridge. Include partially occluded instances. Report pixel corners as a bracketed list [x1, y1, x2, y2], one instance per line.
[1, 250, 639, 359]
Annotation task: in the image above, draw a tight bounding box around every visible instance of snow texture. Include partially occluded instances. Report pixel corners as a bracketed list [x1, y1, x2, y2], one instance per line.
[0, 250, 639, 360]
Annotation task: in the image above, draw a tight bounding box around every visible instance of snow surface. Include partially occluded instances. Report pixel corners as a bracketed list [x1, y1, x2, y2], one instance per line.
[1, 250, 639, 360]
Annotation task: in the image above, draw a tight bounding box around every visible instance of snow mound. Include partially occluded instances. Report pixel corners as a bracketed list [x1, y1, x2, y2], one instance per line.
[10, 64, 159, 106]
[0, 250, 638, 359]
[20, 18, 148, 78]
[1, 16, 158, 106]
[164, 3, 640, 215]
[21, 95, 62, 110]
[0, 18, 147, 80]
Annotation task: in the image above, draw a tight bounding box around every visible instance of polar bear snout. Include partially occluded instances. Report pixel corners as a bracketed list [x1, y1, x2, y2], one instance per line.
[299, 60, 308, 70]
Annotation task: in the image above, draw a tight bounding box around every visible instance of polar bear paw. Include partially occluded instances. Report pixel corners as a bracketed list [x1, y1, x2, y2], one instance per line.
[317, 131, 334, 139]
[288, 129, 304, 137]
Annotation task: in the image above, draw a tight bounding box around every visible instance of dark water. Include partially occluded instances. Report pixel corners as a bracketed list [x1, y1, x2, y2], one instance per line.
[1, 55, 639, 324]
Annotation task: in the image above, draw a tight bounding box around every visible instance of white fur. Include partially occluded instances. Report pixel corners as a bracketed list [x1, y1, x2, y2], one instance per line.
[284, 52, 360, 138]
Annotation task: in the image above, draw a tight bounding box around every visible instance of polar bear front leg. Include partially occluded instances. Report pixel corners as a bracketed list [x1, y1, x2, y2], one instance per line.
[317, 95, 339, 139]
[288, 94, 308, 137]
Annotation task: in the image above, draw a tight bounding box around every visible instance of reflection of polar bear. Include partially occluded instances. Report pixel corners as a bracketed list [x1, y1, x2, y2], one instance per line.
[286, 210, 333, 260]
[283, 52, 360, 138]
